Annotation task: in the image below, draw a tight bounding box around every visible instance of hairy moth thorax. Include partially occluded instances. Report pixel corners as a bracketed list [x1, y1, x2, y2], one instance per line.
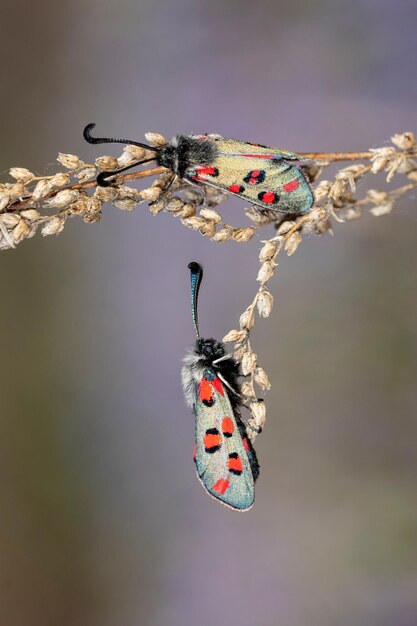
[157, 136, 219, 177]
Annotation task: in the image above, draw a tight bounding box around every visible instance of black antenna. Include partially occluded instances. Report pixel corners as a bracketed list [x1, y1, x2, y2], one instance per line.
[83, 123, 158, 187]
[97, 157, 157, 187]
[188, 262, 203, 338]
[83, 123, 158, 152]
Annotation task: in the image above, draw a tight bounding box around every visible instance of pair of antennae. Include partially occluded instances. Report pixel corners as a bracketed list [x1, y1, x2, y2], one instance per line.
[188, 262, 203, 339]
[83, 123, 158, 186]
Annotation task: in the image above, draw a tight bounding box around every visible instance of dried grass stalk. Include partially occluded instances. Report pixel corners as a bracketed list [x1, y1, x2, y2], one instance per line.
[2, 131, 416, 440]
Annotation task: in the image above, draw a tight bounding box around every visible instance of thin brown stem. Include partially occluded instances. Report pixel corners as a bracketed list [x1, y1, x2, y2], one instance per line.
[6, 166, 168, 214]
[299, 151, 374, 161]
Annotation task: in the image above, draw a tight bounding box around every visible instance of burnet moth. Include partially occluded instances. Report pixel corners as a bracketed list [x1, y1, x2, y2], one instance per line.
[182, 262, 260, 511]
[83, 124, 314, 214]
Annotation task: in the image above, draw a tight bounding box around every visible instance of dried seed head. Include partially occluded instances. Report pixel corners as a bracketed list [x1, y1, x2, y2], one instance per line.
[95, 155, 119, 171]
[199, 208, 222, 223]
[257, 260, 275, 284]
[240, 381, 256, 398]
[177, 204, 196, 218]
[94, 186, 118, 202]
[165, 197, 185, 213]
[20, 209, 41, 221]
[277, 220, 296, 235]
[0, 213, 20, 228]
[57, 153, 83, 170]
[76, 167, 97, 182]
[45, 189, 79, 208]
[239, 306, 255, 331]
[41, 216, 65, 236]
[259, 239, 278, 262]
[140, 187, 163, 202]
[314, 180, 332, 202]
[0, 221, 15, 249]
[222, 329, 247, 344]
[232, 227, 255, 243]
[12, 218, 30, 243]
[370, 147, 396, 174]
[50, 172, 70, 187]
[0, 192, 10, 211]
[129, 145, 151, 160]
[32, 179, 53, 201]
[329, 178, 346, 200]
[254, 367, 271, 391]
[144, 132, 168, 147]
[117, 145, 149, 168]
[211, 227, 233, 242]
[83, 197, 102, 222]
[370, 201, 393, 216]
[9, 168, 34, 183]
[257, 288, 273, 318]
[0, 213, 20, 230]
[406, 169, 417, 182]
[285, 231, 302, 256]
[250, 400, 266, 430]
[7, 182, 25, 203]
[367, 189, 393, 215]
[241, 350, 257, 375]
[148, 201, 165, 215]
[391, 132, 415, 150]
[152, 172, 173, 189]
[245, 206, 274, 225]
[181, 216, 207, 231]
[199, 221, 217, 237]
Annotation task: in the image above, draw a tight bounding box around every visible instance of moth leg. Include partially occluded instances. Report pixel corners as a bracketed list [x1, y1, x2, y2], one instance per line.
[149, 173, 176, 206]
[216, 372, 241, 397]
[212, 353, 234, 366]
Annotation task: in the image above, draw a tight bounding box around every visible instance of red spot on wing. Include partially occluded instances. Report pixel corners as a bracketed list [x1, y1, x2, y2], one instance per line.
[195, 166, 219, 177]
[212, 377, 224, 395]
[204, 432, 221, 450]
[259, 191, 278, 204]
[283, 179, 299, 193]
[222, 417, 234, 436]
[242, 438, 250, 452]
[228, 184, 244, 194]
[193, 445, 196, 461]
[199, 378, 214, 403]
[228, 455, 243, 473]
[212, 478, 230, 495]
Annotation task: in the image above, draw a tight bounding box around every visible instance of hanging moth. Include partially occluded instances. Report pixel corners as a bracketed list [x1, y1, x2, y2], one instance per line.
[84, 124, 314, 214]
[181, 262, 260, 511]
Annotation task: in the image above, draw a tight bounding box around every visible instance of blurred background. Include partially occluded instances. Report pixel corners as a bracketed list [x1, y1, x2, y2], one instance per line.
[1, 0, 416, 625]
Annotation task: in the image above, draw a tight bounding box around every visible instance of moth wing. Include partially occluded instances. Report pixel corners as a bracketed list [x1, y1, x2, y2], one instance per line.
[185, 137, 313, 213]
[214, 137, 305, 161]
[194, 376, 255, 511]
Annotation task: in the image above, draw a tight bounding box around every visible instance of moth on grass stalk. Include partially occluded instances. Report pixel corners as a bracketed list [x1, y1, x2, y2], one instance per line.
[83, 124, 314, 214]
[182, 262, 260, 511]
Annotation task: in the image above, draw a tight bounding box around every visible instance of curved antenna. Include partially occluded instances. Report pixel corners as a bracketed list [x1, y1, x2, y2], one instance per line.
[83, 123, 158, 152]
[97, 157, 157, 187]
[188, 262, 203, 338]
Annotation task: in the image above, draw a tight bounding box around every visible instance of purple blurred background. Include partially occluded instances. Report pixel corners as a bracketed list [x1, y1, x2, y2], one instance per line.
[1, 1, 417, 625]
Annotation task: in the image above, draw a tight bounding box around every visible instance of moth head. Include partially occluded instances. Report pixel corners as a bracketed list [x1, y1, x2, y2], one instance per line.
[196, 337, 225, 362]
